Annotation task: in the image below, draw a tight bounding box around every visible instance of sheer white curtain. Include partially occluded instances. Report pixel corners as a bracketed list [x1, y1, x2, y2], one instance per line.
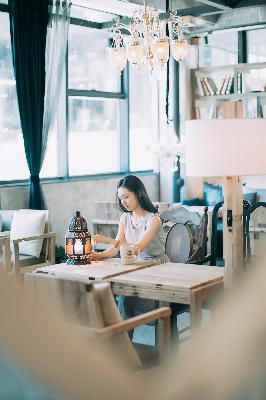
[41, 0, 71, 164]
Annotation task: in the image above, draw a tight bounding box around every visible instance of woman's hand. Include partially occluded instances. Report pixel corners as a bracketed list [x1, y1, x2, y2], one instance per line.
[92, 234, 115, 245]
[89, 251, 101, 261]
[91, 234, 103, 244]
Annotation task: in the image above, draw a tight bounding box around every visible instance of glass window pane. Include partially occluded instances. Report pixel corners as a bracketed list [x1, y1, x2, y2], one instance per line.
[0, 12, 29, 181]
[248, 28, 266, 62]
[70, 5, 114, 22]
[199, 31, 238, 67]
[68, 98, 120, 175]
[129, 68, 157, 171]
[68, 25, 120, 92]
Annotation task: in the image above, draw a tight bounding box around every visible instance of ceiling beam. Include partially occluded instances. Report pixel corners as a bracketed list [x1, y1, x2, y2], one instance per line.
[187, 5, 266, 34]
[235, 0, 266, 7]
[70, 17, 102, 29]
[177, 5, 224, 16]
[196, 0, 233, 10]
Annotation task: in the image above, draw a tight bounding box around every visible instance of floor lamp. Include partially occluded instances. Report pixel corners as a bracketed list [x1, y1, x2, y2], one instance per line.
[185, 119, 266, 287]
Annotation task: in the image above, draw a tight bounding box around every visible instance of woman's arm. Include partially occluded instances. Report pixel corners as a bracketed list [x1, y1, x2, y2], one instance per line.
[89, 217, 125, 261]
[134, 215, 162, 254]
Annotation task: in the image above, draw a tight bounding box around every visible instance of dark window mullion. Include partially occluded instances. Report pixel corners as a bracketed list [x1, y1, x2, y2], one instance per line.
[119, 64, 129, 173]
[68, 89, 125, 99]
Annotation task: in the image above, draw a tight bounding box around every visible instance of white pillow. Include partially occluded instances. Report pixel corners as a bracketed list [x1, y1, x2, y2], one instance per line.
[10, 211, 47, 258]
[0, 213, 2, 232]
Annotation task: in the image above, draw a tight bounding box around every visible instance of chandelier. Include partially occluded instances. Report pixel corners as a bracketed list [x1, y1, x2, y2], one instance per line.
[108, 0, 188, 74]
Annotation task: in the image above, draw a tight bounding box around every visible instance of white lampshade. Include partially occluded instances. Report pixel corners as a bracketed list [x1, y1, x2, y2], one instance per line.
[153, 38, 169, 67]
[171, 39, 188, 62]
[108, 46, 127, 73]
[126, 41, 144, 67]
[185, 119, 266, 177]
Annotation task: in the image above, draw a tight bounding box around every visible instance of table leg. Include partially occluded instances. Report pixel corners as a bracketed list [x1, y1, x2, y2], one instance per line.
[190, 289, 202, 333]
[190, 281, 224, 333]
[157, 302, 179, 348]
[170, 305, 179, 346]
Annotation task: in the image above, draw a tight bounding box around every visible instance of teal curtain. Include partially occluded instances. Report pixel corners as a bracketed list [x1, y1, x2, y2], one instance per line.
[9, 0, 48, 209]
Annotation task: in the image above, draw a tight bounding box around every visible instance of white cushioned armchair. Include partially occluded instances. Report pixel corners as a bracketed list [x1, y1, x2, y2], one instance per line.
[0, 209, 56, 280]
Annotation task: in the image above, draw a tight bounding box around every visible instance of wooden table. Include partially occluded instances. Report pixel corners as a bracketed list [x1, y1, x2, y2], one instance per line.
[31, 259, 223, 333]
[109, 263, 224, 331]
[33, 258, 154, 280]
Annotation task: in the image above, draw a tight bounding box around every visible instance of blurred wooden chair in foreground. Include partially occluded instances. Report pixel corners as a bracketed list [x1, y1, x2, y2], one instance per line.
[0, 235, 12, 274]
[25, 274, 171, 370]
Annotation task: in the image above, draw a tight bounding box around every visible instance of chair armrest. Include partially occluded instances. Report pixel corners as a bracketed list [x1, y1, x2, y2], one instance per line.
[90, 307, 171, 339]
[13, 232, 56, 244]
[12, 232, 56, 280]
[71, 307, 171, 340]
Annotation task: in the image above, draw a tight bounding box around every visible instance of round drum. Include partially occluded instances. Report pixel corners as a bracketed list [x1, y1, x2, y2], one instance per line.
[165, 223, 193, 263]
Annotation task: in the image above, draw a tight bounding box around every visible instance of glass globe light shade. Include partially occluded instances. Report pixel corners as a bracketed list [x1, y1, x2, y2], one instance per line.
[126, 41, 145, 67]
[153, 38, 169, 67]
[171, 39, 188, 62]
[108, 46, 127, 73]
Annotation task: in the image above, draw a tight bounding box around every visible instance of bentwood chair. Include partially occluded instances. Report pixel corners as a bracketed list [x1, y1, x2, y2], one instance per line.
[160, 207, 210, 342]
[25, 273, 171, 370]
[162, 206, 210, 265]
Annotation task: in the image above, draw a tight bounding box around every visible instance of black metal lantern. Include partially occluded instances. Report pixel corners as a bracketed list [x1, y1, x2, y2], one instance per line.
[65, 211, 92, 265]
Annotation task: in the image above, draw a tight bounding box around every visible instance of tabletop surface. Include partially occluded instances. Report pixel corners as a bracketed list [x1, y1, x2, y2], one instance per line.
[33, 258, 154, 280]
[109, 262, 224, 290]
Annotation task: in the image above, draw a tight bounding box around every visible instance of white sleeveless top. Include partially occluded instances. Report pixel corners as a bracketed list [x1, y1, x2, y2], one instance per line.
[120, 212, 169, 263]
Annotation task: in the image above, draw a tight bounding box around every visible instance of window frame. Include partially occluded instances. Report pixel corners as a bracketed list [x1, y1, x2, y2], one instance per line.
[0, 10, 157, 186]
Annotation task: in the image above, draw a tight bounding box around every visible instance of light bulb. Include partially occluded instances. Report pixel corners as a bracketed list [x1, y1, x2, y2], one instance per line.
[171, 39, 188, 62]
[107, 46, 127, 73]
[153, 38, 169, 67]
[126, 41, 144, 68]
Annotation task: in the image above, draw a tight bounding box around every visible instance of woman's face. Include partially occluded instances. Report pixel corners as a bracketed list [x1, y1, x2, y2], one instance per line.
[117, 187, 139, 212]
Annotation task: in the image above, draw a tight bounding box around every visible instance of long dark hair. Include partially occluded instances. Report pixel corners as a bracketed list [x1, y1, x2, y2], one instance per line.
[117, 175, 157, 213]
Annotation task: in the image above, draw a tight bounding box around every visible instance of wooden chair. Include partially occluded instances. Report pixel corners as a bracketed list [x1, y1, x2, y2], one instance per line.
[25, 273, 171, 370]
[0, 209, 56, 280]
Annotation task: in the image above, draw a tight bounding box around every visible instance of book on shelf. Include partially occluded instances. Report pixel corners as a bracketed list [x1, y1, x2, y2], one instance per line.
[196, 77, 205, 96]
[235, 72, 245, 94]
[217, 101, 243, 118]
[200, 78, 211, 96]
[225, 74, 234, 94]
[203, 77, 217, 96]
[217, 75, 231, 95]
[220, 75, 231, 95]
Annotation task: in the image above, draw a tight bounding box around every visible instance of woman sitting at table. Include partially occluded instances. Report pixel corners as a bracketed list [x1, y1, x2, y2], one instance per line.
[89, 174, 169, 339]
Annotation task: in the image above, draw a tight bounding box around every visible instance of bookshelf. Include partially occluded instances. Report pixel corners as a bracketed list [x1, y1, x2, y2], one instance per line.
[191, 62, 266, 119]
